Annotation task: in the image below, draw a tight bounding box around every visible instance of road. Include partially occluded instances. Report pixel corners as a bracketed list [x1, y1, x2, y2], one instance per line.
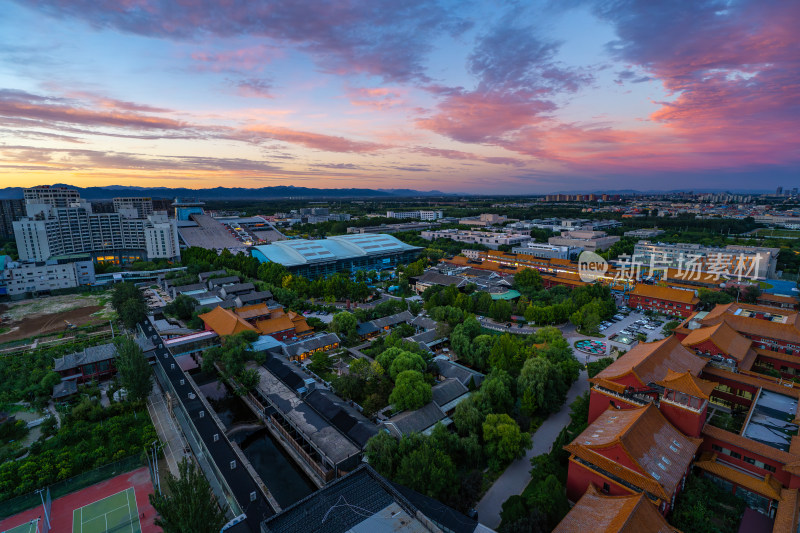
[475, 369, 590, 529]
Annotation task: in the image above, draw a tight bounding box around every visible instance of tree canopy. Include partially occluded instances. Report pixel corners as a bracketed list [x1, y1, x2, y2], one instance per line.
[149, 458, 227, 533]
[115, 336, 152, 403]
[389, 370, 431, 411]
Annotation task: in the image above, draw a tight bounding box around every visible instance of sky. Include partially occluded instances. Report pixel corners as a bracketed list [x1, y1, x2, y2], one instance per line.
[0, 0, 797, 194]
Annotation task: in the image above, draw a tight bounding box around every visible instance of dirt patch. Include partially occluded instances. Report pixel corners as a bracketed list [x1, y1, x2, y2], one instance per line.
[0, 305, 105, 343]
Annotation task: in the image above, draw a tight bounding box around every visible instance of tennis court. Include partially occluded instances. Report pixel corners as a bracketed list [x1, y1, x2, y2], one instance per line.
[2, 520, 39, 533]
[72, 488, 141, 533]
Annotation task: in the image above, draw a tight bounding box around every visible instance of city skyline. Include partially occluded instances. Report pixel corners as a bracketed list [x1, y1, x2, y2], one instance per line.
[0, 0, 797, 193]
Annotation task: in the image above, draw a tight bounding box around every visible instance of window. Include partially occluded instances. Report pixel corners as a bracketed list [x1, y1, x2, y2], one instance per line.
[712, 444, 723, 452]
[602, 483, 610, 494]
[730, 451, 741, 459]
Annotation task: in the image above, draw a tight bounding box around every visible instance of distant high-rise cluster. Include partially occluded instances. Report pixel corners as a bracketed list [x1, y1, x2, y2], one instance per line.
[13, 186, 180, 264]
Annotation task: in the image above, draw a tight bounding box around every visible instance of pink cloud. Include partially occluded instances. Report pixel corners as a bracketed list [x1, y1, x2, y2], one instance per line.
[239, 125, 387, 153]
[413, 146, 524, 167]
[190, 45, 281, 72]
[416, 90, 555, 143]
[346, 86, 405, 110]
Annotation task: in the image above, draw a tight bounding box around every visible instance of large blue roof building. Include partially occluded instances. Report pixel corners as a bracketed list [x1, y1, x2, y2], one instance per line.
[249, 234, 421, 278]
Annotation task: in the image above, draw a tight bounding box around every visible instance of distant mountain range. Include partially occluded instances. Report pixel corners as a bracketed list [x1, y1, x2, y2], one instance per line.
[0, 185, 452, 200]
[0, 184, 779, 200]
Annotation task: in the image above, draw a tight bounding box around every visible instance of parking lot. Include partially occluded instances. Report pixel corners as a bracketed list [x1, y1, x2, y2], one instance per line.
[598, 308, 669, 351]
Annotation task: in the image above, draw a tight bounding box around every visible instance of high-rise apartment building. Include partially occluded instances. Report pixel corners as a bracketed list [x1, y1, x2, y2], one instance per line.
[13, 190, 180, 263]
[23, 185, 80, 207]
[0, 199, 25, 239]
[113, 197, 154, 218]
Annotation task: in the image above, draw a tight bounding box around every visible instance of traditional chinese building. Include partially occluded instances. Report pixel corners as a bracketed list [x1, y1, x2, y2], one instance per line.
[569, 302, 800, 529]
[554, 483, 681, 533]
[628, 284, 700, 318]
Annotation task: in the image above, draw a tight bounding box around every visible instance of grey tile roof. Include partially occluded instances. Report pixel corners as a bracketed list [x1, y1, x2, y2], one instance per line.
[235, 290, 274, 306]
[52, 379, 77, 399]
[255, 364, 359, 464]
[305, 389, 378, 449]
[383, 402, 446, 437]
[432, 378, 468, 408]
[207, 275, 240, 288]
[435, 358, 485, 388]
[369, 310, 414, 329]
[410, 315, 437, 331]
[261, 464, 480, 533]
[218, 282, 255, 296]
[54, 343, 118, 372]
[282, 333, 340, 359]
[414, 270, 468, 288]
[198, 269, 227, 281]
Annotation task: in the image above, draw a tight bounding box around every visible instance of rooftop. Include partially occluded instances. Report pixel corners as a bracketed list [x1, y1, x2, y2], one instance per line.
[553, 484, 678, 533]
[630, 284, 699, 305]
[198, 306, 257, 336]
[564, 404, 702, 501]
[261, 464, 480, 533]
[54, 343, 118, 372]
[593, 336, 706, 390]
[250, 234, 421, 267]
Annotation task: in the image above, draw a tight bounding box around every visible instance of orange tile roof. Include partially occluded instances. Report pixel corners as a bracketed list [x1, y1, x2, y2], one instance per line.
[630, 284, 699, 305]
[255, 314, 296, 335]
[288, 311, 312, 334]
[759, 293, 799, 305]
[593, 336, 706, 387]
[554, 484, 679, 533]
[701, 366, 800, 399]
[773, 488, 800, 533]
[694, 453, 783, 501]
[198, 306, 257, 336]
[665, 268, 726, 286]
[235, 303, 272, 320]
[656, 369, 717, 400]
[700, 304, 800, 344]
[702, 424, 798, 465]
[542, 274, 588, 287]
[681, 321, 752, 361]
[754, 347, 800, 365]
[565, 404, 702, 500]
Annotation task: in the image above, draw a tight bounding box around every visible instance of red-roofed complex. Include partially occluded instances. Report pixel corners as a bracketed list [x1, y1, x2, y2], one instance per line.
[568, 301, 800, 530]
[554, 484, 680, 533]
[628, 284, 700, 318]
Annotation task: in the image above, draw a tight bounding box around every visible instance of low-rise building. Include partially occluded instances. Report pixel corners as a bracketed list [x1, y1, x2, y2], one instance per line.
[549, 229, 620, 252]
[628, 284, 700, 318]
[385, 210, 443, 220]
[633, 241, 779, 280]
[420, 228, 531, 250]
[624, 228, 665, 238]
[511, 242, 581, 260]
[250, 234, 421, 279]
[0, 256, 95, 297]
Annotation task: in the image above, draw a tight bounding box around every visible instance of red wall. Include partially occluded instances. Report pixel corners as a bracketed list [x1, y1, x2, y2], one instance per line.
[699, 435, 791, 487]
[588, 388, 645, 424]
[687, 339, 725, 356]
[628, 294, 696, 318]
[659, 400, 706, 438]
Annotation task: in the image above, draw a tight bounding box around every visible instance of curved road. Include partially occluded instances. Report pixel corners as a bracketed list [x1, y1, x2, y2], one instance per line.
[475, 325, 608, 529]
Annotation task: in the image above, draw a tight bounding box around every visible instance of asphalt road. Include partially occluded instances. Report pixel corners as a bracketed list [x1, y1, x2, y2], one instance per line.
[475, 368, 590, 529]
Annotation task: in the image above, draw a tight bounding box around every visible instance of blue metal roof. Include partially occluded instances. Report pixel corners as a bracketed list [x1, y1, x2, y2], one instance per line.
[250, 234, 420, 266]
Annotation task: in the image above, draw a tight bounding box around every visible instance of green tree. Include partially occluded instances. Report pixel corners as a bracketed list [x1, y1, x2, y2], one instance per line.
[149, 458, 227, 533]
[387, 351, 426, 380]
[489, 299, 513, 322]
[164, 294, 196, 321]
[115, 337, 152, 403]
[515, 268, 543, 294]
[389, 370, 432, 411]
[111, 282, 143, 313]
[330, 311, 358, 345]
[453, 397, 485, 436]
[119, 298, 147, 330]
[308, 352, 332, 377]
[474, 370, 514, 415]
[483, 414, 531, 470]
[364, 430, 400, 477]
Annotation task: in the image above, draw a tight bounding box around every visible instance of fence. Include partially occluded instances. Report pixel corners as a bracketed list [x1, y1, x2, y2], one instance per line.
[0, 454, 145, 519]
